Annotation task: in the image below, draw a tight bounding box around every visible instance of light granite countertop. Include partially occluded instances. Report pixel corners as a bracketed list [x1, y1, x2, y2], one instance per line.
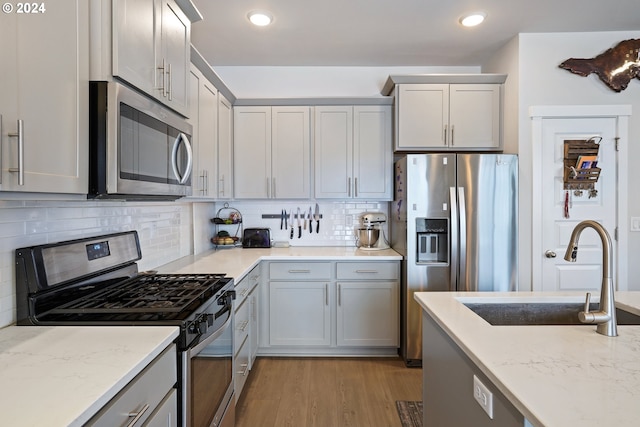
[0, 326, 178, 427]
[414, 291, 640, 427]
[158, 246, 402, 280]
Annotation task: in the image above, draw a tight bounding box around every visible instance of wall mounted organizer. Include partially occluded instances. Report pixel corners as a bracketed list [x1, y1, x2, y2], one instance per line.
[563, 137, 602, 191]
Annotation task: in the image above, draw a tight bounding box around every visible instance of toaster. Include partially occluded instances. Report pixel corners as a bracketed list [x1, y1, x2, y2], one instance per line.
[242, 228, 271, 248]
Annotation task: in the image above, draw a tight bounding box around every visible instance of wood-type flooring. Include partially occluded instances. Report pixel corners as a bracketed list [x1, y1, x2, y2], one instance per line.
[235, 357, 422, 427]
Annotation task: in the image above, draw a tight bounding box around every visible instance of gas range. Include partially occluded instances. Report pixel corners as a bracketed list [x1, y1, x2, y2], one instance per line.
[15, 231, 237, 427]
[15, 231, 234, 350]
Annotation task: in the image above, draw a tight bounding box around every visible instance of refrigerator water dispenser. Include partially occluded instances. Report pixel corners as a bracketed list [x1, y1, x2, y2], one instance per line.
[416, 218, 448, 264]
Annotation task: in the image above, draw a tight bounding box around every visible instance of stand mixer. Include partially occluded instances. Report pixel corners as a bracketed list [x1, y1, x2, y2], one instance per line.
[356, 212, 390, 250]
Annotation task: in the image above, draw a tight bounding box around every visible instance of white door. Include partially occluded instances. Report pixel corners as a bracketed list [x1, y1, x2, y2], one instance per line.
[536, 116, 620, 292]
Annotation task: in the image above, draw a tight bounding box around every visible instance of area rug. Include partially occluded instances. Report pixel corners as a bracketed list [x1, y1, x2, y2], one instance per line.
[396, 400, 423, 427]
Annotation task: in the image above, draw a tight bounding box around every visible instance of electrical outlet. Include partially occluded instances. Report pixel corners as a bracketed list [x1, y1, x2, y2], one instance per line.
[473, 375, 494, 419]
[631, 217, 640, 231]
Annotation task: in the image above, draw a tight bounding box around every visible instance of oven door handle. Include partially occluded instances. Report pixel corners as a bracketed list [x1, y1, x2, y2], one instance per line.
[171, 132, 193, 184]
[189, 311, 232, 356]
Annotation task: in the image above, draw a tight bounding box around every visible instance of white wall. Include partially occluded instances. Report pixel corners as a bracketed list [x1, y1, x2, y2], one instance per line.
[214, 66, 480, 98]
[485, 31, 640, 291]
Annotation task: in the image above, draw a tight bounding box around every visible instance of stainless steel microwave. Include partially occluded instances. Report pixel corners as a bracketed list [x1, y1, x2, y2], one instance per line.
[89, 81, 193, 200]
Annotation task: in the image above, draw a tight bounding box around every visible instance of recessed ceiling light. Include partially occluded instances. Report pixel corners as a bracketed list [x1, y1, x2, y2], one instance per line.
[247, 10, 273, 26]
[459, 12, 486, 27]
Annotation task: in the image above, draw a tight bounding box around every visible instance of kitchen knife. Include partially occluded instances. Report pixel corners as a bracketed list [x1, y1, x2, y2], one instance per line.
[308, 207, 313, 234]
[303, 209, 308, 230]
[289, 210, 294, 239]
[314, 203, 320, 233]
[297, 207, 302, 238]
[280, 209, 284, 230]
[284, 210, 288, 229]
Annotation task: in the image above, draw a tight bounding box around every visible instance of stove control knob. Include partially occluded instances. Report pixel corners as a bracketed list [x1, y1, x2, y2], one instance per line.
[189, 314, 209, 334]
[197, 317, 208, 334]
[206, 313, 214, 326]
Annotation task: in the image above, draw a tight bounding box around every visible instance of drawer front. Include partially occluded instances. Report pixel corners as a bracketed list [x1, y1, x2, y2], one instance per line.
[235, 279, 251, 308]
[234, 299, 250, 356]
[87, 344, 177, 427]
[269, 262, 332, 280]
[245, 265, 261, 290]
[336, 262, 399, 280]
[235, 265, 261, 307]
[234, 337, 250, 401]
[142, 388, 177, 427]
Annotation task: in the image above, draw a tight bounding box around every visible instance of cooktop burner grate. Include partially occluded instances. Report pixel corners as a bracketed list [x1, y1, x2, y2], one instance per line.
[51, 273, 227, 314]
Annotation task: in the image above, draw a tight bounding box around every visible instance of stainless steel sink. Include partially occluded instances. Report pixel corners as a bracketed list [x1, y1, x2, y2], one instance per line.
[463, 302, 640, 326]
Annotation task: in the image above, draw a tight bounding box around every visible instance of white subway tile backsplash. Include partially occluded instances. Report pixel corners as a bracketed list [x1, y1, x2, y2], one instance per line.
[213, 200, 389, 247]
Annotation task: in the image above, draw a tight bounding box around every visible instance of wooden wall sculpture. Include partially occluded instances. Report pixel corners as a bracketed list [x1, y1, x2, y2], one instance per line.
[559, 39, 640, 92]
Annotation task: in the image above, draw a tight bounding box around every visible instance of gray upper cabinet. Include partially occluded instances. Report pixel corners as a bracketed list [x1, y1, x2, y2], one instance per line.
[217, 93, 234, 199]
[383, 74, 507, 152]
[234, 106, 310, 199]
[112, 0, 155, 96]
[395, 83, 501, 151]
[0, 1, 89, 194]
[187, 65, 218, 198]
[113, 0, 191, 117]
[315, 105, 392, 200]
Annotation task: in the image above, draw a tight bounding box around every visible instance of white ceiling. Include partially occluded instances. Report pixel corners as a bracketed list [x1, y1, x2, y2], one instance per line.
[190, 0, 639, 67]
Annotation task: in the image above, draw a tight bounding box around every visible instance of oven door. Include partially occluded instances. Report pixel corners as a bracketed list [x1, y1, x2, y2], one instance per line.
[184, 290, 235, 427]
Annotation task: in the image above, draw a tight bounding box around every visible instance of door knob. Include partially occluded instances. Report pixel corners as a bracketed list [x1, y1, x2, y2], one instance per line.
[545, 250, 557, 258]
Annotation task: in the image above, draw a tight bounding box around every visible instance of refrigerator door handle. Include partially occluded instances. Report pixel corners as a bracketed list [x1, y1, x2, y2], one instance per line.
[449, 187, 459, 291]
[458, 186, 467, 290]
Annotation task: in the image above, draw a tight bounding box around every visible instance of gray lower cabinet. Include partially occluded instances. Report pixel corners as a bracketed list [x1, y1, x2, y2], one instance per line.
[86, 344, 177, 427]
[233, 264, 261, 401]
[261, 260, 399, 355]
[422, 313, 524, 427]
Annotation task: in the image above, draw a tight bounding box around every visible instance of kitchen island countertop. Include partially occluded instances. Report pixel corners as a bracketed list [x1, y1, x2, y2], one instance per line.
[415, 291, 640, 427]
[158, 246, 402, 280]
[0, 326, 178, 427]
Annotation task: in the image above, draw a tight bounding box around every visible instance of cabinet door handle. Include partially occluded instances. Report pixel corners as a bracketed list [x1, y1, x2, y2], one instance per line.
[355, 270, 379, 274]
[338, 284, 341, 306]
[443, 124, 448, 146]
[239, 320, 249, 332]
[354, 177, 358, 198]
[167, 62, 173, 101]
[451, 124, 455, 146]
[348, 177, 352, 197]
[325, 283, 328, 306]
[156, 58, 167, 97]
[287, 269, 311, 273]
[125, 403, 150, 427]
[8, 119, 24, 186]
[238, 363, 249, 376]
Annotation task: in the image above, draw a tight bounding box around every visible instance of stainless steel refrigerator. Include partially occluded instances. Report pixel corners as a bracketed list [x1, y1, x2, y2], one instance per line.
[391, 154, 518, 367]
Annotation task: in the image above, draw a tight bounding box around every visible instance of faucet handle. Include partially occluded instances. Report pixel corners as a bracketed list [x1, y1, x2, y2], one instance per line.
[579, 292, 597, 323]
[583, 292, 591, 313]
